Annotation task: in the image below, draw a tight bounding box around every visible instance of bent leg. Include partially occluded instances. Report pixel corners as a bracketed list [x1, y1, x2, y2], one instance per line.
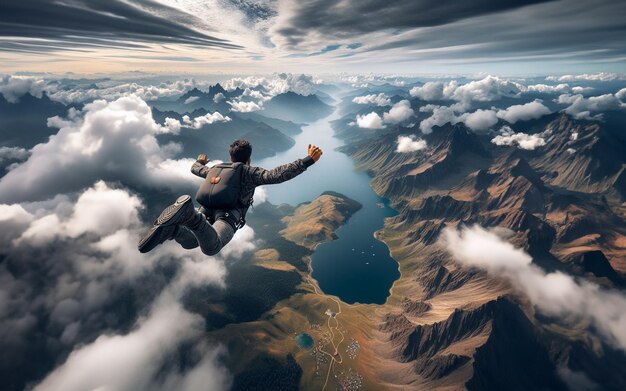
[212, 219, 235, 251]
[183, 212, 234, 256]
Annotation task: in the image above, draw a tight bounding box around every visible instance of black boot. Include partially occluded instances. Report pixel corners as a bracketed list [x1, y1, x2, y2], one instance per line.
[138, 195, 195, 253]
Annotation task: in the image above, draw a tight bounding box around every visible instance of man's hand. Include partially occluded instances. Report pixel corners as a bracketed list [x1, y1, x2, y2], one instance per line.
[308, 144, 323, 162]
[197, 154, 209, 165]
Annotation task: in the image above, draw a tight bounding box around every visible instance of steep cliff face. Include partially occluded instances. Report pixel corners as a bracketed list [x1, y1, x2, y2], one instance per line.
[465, 299, 567, 391]
[340, 125, 491, 200]
[333, 110, 626, 389]
[530, 114, 626, 196]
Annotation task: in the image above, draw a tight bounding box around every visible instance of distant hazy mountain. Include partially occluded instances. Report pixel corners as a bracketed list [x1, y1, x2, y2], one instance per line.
[150, 83, 237, 113]
[151, 108, 295, 161]
[261, 91, 333, 123]
[0, 93, 68, 148]
[234, 112, 304, 136]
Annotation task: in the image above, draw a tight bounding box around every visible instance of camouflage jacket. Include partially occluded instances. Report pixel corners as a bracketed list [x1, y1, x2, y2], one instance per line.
[190, 155, 315, 228]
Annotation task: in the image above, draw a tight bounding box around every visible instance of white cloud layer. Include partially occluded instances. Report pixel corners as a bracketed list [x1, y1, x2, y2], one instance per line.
[355, 99, 414, 129]
[51, 79, 206, 104]
[0, 75, 47, 103]
[0, 179, 264, 390]
[356, 112, 385, 129]
[419, 104, 463, 134]
[0, 95, 203, 203]
[222, 73, 321, 97]
[418, 99, 552, 134]
[463, 109, 498, 132]
[410, 76, 523, 105]
[491, 126, 548, 150]
[442, 225, 626, 352]
[496, 100, 552, 124]
[546, 73, 625, 82]
[0, 146, 30, 163]
[557, 92, 626, 120]
[183, 111, 232, 128]
[352, 93, 391, 106]
[227, 100, 263, 112]
[396, 135, 427, 153]
[383, 99, 414, 124]
[34, 294, 231, 391]
[525, 83, 570, 93]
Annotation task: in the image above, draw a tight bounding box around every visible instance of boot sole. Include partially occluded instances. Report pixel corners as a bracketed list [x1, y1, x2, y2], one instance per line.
[138, 195, 192, 253]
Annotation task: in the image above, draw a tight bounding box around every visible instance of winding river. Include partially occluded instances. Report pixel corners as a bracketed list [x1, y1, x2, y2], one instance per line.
[255, 110, 400, 304]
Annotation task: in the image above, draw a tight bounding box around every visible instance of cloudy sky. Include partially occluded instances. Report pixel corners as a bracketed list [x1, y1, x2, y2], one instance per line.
[1, 0, 625, 75]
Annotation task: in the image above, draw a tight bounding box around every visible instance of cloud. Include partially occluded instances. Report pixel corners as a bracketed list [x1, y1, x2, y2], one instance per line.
[0, 0, 240, 53]
[557, 93, 625, 120]
[0, 75, 47, 103]
[253, 186, 268, 204]
[0, 146, 29, 163]
[15, 181, 142, 246]
[442, 225, 626, 352]
[219, 225, 258, 259]
[546, 73, 625, 82]
[410, 76, 523, 105]
[418, 98, 552, 134]
[0, 95, 202, 203]
[410, 81, 446, 101]
[571, 86, 595, 94]
[451, 76, 523, 103]
[222, 73, 321, 97]
[352, 93, 391, 106]
[213, 92, 225, 103]
[163, 117, 182, 134]
[48, 79, 204, 104]
[356, 112, 385, 129]
[1, 77, 212, 106]
[396, 135, 427, 153]
[34, 295, 230, 391]
[317, 2, 626, 70]
[227, 100, 263, 112]
[269, 1, 554, 50]
[0, 204, 33, 247]
[184, 96, 200, 104]
[356, 99, 414, 129]
[383, 99, 414, 124]
[419, 104, 463, 134]
[463, 109, 498, 131]
[496, 100, 552, 123]
[241, 87, 271, 102]
[0, 178, 263, 390]
[181, 112, 232, 128]
[491, 126, 548, 150]
[525, 83, 570, 93]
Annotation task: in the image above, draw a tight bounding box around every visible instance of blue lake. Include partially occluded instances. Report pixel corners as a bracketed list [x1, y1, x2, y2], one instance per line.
[295, 332, 314, 350]
[255, 110, 400, 305]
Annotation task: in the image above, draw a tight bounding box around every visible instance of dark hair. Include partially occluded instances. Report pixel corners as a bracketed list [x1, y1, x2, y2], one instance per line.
[229, 139, 252, 163]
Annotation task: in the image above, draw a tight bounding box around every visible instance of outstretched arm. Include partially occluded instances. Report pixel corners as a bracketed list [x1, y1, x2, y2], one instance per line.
[191, 154, 210, 178]
[249, 144, 323, 186]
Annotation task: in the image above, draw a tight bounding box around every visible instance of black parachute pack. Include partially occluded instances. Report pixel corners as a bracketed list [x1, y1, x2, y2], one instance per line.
[195, 162, 246, 210]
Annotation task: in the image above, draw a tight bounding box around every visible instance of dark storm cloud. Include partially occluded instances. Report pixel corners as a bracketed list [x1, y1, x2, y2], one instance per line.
[274, 0, 554, 48]
[269, 0, 626, 67]
[0, 0, 242, 52]
[358, 0, 626, 63]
